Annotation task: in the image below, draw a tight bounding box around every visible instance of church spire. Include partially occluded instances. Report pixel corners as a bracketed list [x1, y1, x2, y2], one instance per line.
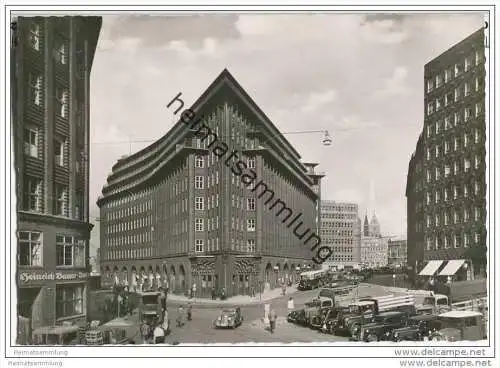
[363, 212, 369, 237]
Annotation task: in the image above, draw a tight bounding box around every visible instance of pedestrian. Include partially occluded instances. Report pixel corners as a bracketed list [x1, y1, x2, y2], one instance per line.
[162, 309, 170, 335]
[140, 320, 151, 344]
[192, 282, 197, 299]
[160, 288, 167, 312]
[176, 305, 184, 327]
[250, 286, 255, 298]
[221, 287, 226, 300]
[187, 303, 192, 321]
[281, 282, 286, 296]
[211, 287, 216, 300]
[153, 322, 165, 344]
[268, 308, 277, 334]
[287, 297, 294, 314]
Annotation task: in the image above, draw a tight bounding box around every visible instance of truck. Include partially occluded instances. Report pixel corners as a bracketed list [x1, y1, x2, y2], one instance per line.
[298, 270, 329, 290]
[409, 290, 451, 315]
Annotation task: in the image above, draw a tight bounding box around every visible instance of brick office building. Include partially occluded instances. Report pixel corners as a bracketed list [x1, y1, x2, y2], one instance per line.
[11, 16, 101, 340]
[406, 28, 487, 278]
[97, 69, 324, 297]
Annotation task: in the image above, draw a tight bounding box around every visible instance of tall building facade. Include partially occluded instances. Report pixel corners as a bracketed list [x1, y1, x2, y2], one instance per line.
[97, 69, 323, 297]
[320, 201, 360, 265]
[388, 239, 408, 268]
[406, 28, 487, 272]
[12, 16, 101, 337]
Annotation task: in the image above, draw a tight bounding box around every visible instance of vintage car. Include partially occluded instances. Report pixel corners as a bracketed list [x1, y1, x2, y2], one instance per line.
[319, 306, 353, 334]
[32, 325, 81, 345]
[334, 300, 377, 336]
[429, 310, 486, 342]
[98, 317, 142, 344]
[302, 297, 334, 324]
[310, 307, 333, 330]
[390, 314, 444, 342]
[287, 309, 309, 326]
[139, 291, 162, 323]
[213, 307, 243, 329]
[352, 311, 408, 342]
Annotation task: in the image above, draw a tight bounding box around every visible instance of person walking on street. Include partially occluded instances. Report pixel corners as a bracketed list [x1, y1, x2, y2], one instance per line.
[211, 287, 216, 300]
[268, 308, 277, 334]
[281, 282, 286, 296]
[187, 303, 192, 321]
[176, 305, 184, 327]
[191, 283, 197, 299]
[287, 297, 294, 314]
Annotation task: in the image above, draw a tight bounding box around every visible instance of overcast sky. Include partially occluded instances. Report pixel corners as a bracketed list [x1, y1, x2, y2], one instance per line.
[88, 13, 484, 256]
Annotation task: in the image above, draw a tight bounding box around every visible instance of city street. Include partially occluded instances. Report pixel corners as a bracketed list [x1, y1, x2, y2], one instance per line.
[125, 283, 391, 344]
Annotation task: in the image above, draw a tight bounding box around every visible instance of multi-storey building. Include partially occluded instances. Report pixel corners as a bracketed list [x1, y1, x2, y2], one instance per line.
[407, 28, 486, 278]
[11, 16, 101, 339]
[320, 201, 360, 265]
[97, 69, 324, 297]
[388, 238, 408, 268]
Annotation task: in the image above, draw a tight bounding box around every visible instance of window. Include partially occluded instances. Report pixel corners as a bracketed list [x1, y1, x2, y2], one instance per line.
[426, 170, 431, 183]
[53, 37, 67, 64]
[215, 171, 219, 184]
[23, 176, 42, 212]
[435, 120, 441, 134]
[56, 236, 85, 267]
[426, 79, 434, 92]
[29, 74, 42, 106]
[435, 214, 440, 226]
[195, 156, 204, 168]
[475, 76, 480, 92]
[24, 128, 38, 157]
[475, 181, 480, 195]
[474, 155, 480, 169]
[427, 102, 434, 115]
[454, 87, 461, 102]
[445, 92, 453, 106]
[445, 69, 452, 83]
[464, 107, 472, 122]
[426, 148, 431, 161]
[454, 186, 459, 200]
[464, 82, 470, 97]
[444, 165, 451, 177]
[464, 158, 470, 172]
[426, 192, 431, 205]
[473, 129, 480, 144]
[444, 212, 449, 225]
[454, 234, 460, 248]
[195, 197, 204, 210]
[29, 23, 40, 50]
[426, 238, 432, 250]
[427, 125, 432, 138]
[445, 188, 449, 201]
[465, 56, 472, 72]
[54, 139, 65, 166]
[475, 207, 480, 221]
[247, 219, 256, 231]
[247, 239, 256, 253]
[435, 167, 440, 180]
[247, 158, 255, 169]
[195, 218, 204, 232]
[475, 50, 482, 65]
[435, 145, 440, 158]
[464, 233, 469, 248]
[195, 176, 204, 189]
[464, 134, 468, 148]
[463, 209, 469, 222]
[475, 102, 482, 117]
[464, 185, 469, 198]
[435, 98, 443, 111]
[426, 215, 431, 228]
[435, 191, 440, 203]
[195, 239, 204, 252]
[54, 184, 67, 216]
[56, 88, 68, 118]
[435, 75, 443, 89]
[454, 63, 463, 76]
[454, 137, 459, 151]
[444, 116, 452, 130]
[247, 198, 255, 211]
[56, 285, 84, 318]
[454, 112, 461, 126]
[18, 231, 42, 266]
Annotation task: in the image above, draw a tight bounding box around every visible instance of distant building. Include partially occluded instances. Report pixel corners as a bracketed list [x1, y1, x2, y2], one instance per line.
[320, 201, 360, 266]
[360, 212, 388, 268]
[12, 16, 101, 337]
[406, 28, 486, 278]
[388, 239, 408, 268]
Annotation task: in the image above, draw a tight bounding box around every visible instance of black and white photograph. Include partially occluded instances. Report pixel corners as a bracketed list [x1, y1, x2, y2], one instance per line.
[1, 2, 497, 367]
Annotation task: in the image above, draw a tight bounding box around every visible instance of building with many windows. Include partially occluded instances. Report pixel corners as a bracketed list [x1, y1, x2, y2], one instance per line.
[97, 69, 324, 297]
[406, 28, 486, 278]
[388, 238, 408, 268]
[11, 16, 101, 341]
[320, 201, 360, 266]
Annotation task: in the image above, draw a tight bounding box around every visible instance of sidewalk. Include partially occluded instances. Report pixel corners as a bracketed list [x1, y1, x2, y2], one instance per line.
[167, 286, 297, 306]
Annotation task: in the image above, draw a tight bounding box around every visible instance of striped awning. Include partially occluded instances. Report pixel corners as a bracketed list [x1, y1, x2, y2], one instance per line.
[418, 260, 444, 276]
[438, 260, 466, 276]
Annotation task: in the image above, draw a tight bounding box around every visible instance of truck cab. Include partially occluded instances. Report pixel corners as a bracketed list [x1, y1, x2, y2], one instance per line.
[430, 310, 486, 341]
[416, 292, 450, 314]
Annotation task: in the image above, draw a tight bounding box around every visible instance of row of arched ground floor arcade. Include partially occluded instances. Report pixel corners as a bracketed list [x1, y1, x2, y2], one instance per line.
[100, 255, 317, 298]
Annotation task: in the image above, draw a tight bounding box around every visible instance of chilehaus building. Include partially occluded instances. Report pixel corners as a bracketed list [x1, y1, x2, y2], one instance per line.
[12, 16, 102, 342]
[97, 69, 324, 297]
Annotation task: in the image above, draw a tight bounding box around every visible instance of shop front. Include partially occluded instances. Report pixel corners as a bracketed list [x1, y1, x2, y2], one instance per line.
[17, 270, 89, 344]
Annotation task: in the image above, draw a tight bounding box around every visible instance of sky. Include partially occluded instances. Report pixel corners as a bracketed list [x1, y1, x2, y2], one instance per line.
[88, 12, 485, 256]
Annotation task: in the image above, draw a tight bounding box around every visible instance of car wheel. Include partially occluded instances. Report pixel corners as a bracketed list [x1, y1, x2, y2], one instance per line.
[367, 334, 378, 342]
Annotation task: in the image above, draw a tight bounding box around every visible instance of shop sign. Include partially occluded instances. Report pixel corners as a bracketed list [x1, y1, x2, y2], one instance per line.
[18, 271, 88, 284]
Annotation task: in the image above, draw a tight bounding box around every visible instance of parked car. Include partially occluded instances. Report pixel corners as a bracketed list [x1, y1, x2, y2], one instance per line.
[319, 306, 353, 334]
[213, 307, 243, 329]
[390, 314, 444, 342]
[334, 300, 377, 336]
[351, 311, 408, 342]
[429, 310, 486, 342]
[287, 309, 309, 326]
